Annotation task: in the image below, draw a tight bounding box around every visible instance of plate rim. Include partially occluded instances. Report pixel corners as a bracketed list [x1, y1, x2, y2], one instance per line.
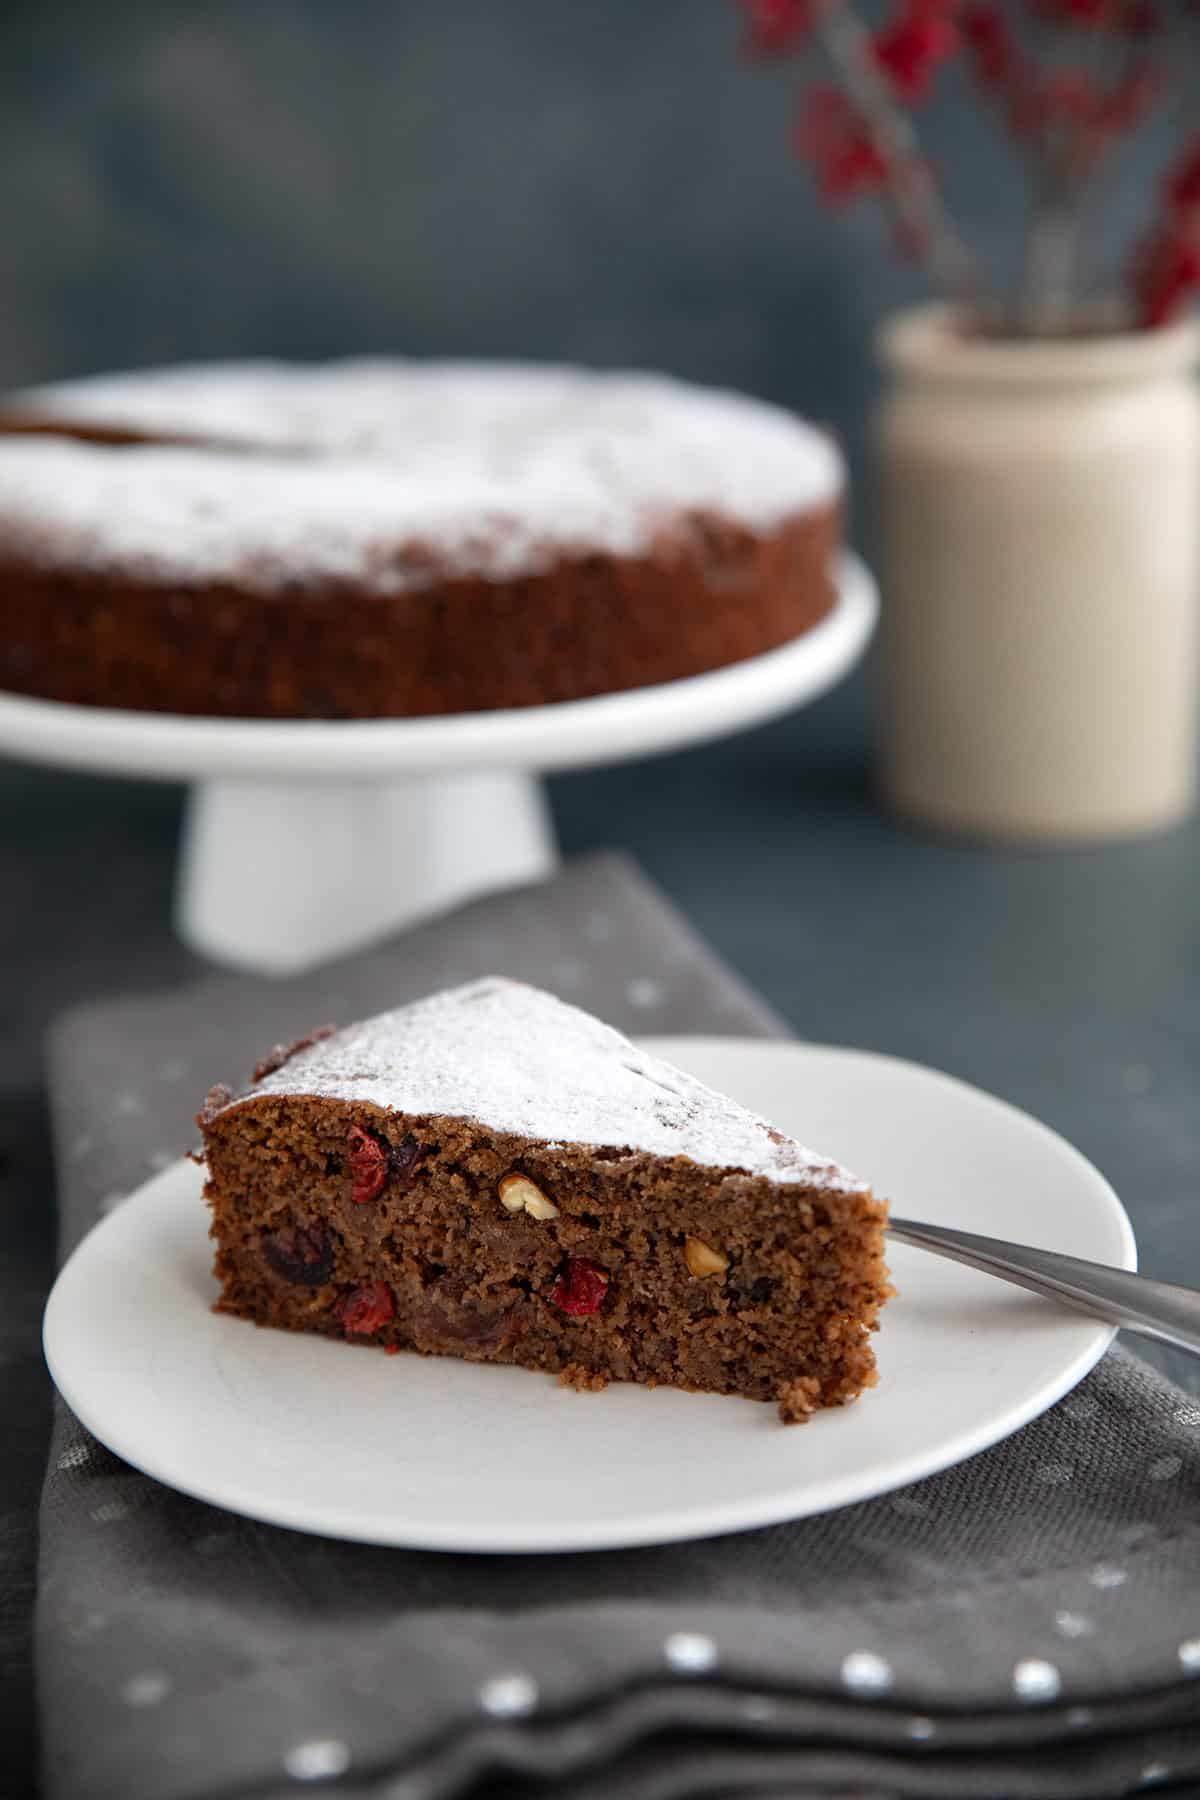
[43, 1037, 1136, 1552]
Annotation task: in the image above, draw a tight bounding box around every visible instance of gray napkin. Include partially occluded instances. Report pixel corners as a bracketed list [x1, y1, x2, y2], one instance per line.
[40, 852, 1200, 1800]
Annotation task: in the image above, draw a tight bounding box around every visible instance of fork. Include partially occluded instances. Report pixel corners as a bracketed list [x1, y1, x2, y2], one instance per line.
[887, 1217, 1200, 1358]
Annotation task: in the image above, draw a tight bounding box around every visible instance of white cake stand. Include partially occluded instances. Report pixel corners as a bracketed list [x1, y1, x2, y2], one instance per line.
[0, 553, 876, 972]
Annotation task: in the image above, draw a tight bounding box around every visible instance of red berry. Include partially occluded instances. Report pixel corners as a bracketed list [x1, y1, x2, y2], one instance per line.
[961, 4, 1027, 97]
[1120, 0, 1159, 33]
[738, 0, 823, 55]
[1168, 137, 1200, 215]
[551, 1259, 610, 1317]
[1039, 72, 1102, 127]
[338, 1281, 396, 1335]
[874, 5, 958, 104]
[347, 1125, 388, 1204]
[1132, 226, 1200, 327]
[792, 87, 889, 204]
[1029, 0, 1109, 20]
[1098, 66, 1160, 134]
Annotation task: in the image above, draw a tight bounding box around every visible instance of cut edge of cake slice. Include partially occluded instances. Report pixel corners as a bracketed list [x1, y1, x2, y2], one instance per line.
[197, 977, 891, 1422]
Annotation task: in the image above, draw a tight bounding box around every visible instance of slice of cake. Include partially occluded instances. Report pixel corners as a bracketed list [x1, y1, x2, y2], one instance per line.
[198, 979, 889, 1422]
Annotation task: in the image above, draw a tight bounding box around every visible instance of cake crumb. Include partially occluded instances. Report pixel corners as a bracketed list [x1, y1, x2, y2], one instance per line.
[252, 1026, 337, 1085]
[558, 1363, 611, 1394]
[194, 1083, 233, 1128]
[776, 1376, 822, 1424]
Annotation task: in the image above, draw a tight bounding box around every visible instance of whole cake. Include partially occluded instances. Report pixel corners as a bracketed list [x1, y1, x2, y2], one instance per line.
[0, 359, 843, 718]
[197, 978, 890, 1422]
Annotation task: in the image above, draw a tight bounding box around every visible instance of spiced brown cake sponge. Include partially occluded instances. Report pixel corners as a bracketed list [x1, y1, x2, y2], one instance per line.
[197, 979, 890, 1422]
[0, 358, 843, 718]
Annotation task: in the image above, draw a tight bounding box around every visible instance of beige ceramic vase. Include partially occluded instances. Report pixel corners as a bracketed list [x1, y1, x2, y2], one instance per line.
[875, 304, 1200, 840]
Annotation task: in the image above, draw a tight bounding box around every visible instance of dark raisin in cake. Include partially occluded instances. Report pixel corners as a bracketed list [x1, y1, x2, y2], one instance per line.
[197, 978, 890, 1422]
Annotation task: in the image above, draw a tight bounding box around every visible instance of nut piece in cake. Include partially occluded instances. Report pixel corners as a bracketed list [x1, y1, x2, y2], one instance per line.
[684, 1236, 729, 1279]
[498, 1173, 560, 1220]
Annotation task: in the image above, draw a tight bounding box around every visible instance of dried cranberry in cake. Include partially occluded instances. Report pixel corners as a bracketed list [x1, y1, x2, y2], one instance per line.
[551, 1259, 610, 1317]
[198, 978, 890, 1422]
[346, 1125, 388, 1204]
[261, 1222, 334, 1287]
[338, 1282, 395, 1336]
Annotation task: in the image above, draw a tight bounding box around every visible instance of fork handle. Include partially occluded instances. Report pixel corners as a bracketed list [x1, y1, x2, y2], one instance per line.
[886, 1217, 1200, 1359]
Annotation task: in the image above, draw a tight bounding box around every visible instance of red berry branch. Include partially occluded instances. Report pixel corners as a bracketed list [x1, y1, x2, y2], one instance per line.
[735, 0, 1200, 332]
[1131, 135, 1200, 323]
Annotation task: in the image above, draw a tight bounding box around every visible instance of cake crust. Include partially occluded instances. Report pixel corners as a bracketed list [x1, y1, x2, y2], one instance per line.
[198, 981, 890, 1421]
[0, 509, 837, 718]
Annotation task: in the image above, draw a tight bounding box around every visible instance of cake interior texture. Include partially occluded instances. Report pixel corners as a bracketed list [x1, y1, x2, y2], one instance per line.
[199, 981, 890, 1422]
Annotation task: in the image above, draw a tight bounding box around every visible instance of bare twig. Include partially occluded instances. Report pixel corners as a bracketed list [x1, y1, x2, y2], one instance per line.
[816, 0, 985, 313]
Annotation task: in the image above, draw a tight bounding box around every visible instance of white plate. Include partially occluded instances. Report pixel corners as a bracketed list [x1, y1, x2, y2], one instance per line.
[44, 1040, 1135, 1553]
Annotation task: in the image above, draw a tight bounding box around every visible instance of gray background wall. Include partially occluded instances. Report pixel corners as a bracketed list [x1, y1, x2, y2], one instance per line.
[0, 0, 1177, 500]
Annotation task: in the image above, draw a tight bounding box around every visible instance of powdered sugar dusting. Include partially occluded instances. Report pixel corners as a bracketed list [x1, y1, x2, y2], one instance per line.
[219, 978, 865, 1191]
[0, 359, 841, 592]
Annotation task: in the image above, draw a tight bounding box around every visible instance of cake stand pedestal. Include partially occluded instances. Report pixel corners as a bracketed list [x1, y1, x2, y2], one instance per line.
[0, 554, 877, 974]
[177, 769, 556, 972]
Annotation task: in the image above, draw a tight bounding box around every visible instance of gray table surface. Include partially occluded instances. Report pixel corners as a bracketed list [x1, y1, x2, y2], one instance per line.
[4, 665, 1199, 1796]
